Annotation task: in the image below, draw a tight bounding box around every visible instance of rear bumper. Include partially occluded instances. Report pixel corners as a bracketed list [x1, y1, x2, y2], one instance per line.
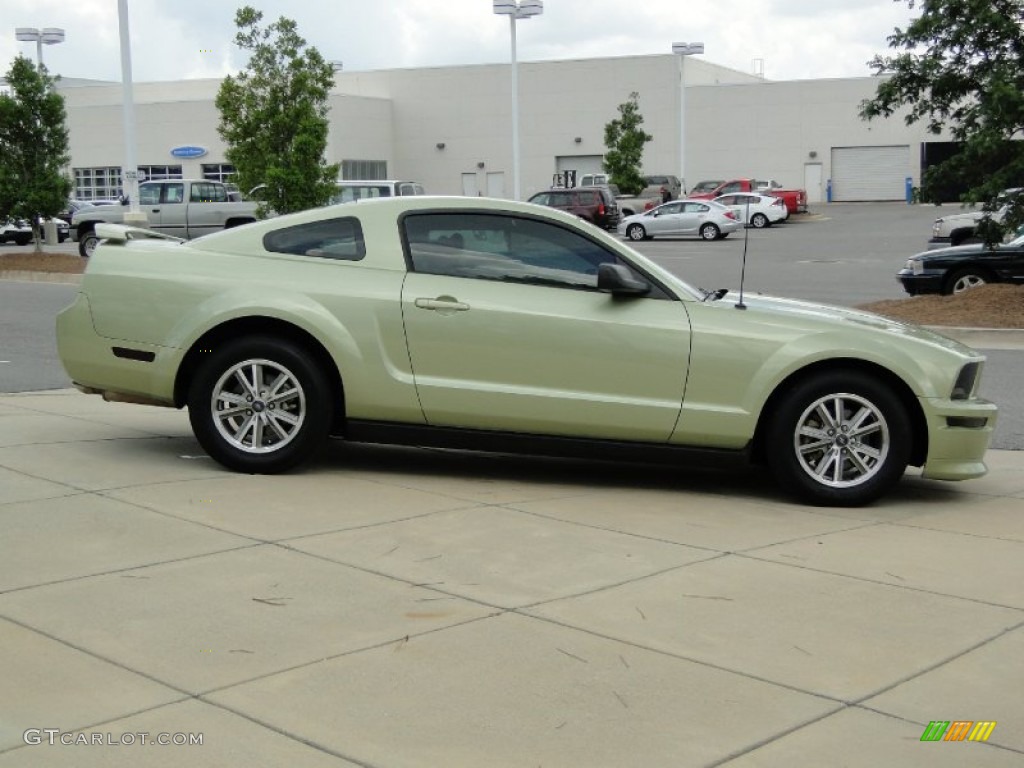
[56, 293, 180, 405]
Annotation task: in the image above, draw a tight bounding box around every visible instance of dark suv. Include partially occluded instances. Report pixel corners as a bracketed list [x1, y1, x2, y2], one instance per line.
[527, 187, 621, 230]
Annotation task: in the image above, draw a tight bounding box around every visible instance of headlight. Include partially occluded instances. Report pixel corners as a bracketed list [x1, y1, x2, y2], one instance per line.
[932, 219, 943, 236]
[912, 259, 924, 275]
[951, 362, 981, 400]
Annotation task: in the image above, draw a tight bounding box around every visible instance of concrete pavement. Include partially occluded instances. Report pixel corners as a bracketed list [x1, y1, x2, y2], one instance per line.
[1, 389, 1022, 766]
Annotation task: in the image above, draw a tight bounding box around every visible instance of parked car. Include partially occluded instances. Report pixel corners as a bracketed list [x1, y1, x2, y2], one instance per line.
[58, 200, 94, 225]
[0, 216, 69, 245]
[690, 180, 724, 195]
[689, 178, 808, 215]
[618, 200, 740, 241]
[642, 174, 682, 202]
[898, 234, 1024, 295]
[527, 187, 621, 229]
[713, 193, 788, 228]
[71, 179, 259, 258]
[573, 176, 660, 216]
[328, 180, 425, 203]
[56, 196, 996, 506]
[927, 188, 1021, 249]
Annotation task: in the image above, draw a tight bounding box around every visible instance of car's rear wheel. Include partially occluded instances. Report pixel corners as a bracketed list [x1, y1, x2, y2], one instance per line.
[626, 223, 647, 241]
[945, 269, 989, 295]
[764, 370, 910, 506]
[750, 213, 769, 228]
[700, 223, 720, 240]
[187, 336, 334, 473]
[79, 232, 99, 258]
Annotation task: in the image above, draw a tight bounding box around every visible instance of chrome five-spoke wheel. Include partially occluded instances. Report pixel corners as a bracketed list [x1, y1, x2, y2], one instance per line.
[211, 359, 306, 454]
[766, 370, 910, 506]
[793, 393, 888, 488]
[188, 336, 334, 473]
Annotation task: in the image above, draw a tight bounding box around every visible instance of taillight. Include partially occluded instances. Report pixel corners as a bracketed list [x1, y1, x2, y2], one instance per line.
[598, 201, 605, 216]
[644, 201, 655, 210]
[725, 211, 737, 220]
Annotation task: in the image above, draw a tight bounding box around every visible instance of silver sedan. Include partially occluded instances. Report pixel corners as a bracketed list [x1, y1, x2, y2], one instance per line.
[618, 199, 741, 241]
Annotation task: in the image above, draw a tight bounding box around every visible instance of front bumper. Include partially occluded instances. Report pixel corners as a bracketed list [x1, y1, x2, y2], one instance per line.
[918, 395, 998, 481]
[896, 268, 943, 295]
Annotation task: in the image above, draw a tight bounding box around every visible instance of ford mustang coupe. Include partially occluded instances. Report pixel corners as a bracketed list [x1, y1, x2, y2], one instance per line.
[57, 197, 997, 506]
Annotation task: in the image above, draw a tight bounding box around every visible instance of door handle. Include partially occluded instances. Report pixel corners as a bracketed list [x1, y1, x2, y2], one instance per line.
[151, 208, 160, 213]
[414, 297, 470, 312]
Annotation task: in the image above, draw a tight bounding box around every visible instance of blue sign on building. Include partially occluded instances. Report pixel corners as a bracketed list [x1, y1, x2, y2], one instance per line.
[170, 145, 208, 159]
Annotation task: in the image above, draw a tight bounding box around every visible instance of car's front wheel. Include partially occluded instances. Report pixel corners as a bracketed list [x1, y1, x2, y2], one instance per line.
[626, 223, 647, 241]
[700, 223, 720, 240]
[187, 336, 334, 473]
[764, 370, 910, 506]
[946, 269, 989, 295]
[79, 231, 99, 258]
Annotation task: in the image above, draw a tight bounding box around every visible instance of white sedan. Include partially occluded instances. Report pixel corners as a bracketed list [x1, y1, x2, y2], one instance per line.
[713, 193, 788, 228]
[618, 199, 741, 241]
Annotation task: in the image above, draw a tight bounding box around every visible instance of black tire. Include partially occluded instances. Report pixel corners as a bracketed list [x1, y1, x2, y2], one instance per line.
[13, 233, 31, 246]
[700, 223, 720, 241]
[764, 370, 911, 506]
[187, 336, 335, 473]
[943, 269, 990, 295]
[626, 223, 647, 241]
[79, 232, 99, 258]
[750, 213, 769, 228]
[58, 231, 68, 243]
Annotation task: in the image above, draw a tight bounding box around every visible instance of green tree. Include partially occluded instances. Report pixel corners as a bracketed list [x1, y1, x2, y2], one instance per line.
[216, 6, 339, 217]
[603, 92, 652, 195]
[0, 56, 72, 250]
[860, 0, 1024, 239]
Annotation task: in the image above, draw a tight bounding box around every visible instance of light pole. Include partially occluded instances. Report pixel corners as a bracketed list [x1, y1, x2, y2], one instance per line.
[118, 0, 146, 225]
[14, 27, 65, 69]
[671, 42, 704, 195]
[493, 0, 543, 201]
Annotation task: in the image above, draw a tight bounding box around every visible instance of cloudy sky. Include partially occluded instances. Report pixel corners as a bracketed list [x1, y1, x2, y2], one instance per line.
[1, 0, 919, 84]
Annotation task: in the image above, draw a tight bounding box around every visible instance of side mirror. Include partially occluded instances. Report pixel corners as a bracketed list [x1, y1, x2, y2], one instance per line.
[119, 195, 128, 206]
[597, 263, 650, 296]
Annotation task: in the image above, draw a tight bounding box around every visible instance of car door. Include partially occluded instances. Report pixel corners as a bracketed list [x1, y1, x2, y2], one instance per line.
[645, 202, 685, 235]
[400, 212, 691, 442]
[145, 182, 188, 237]
[679, 202, 714, 235]
[184, 181, 228, 238]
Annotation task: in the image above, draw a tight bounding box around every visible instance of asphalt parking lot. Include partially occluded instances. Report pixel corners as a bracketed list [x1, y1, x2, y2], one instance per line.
[1, 202, 1023, 766]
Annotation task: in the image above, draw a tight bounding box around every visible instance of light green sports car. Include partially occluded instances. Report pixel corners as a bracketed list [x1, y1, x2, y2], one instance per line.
[57, 196, 997, 506]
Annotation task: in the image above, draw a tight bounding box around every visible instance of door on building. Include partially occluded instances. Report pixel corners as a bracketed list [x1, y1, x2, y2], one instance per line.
[830, 146, 909, 201]
[804, 163, 823, 204]
[461, 173, 479, 197]
[555, 155, 603, 189]
[486, 172, 505, 199]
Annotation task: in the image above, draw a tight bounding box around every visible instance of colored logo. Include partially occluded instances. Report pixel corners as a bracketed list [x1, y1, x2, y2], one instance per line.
[170, 145, 208, 159]
[920, 721, 996, 742]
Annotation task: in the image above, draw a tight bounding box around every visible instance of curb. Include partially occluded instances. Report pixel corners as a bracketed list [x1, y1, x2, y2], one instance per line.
[926, 326, 1024, 351]
[0, 271, 83, 284]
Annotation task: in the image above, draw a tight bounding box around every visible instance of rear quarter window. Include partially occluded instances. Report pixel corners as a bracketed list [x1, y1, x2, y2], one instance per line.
[263, 217, 366, 260]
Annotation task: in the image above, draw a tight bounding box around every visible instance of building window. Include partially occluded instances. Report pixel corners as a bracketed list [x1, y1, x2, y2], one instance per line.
[73, 167, 122, 201]
[73, 165, 183, 200]
[341, 159, 387, 180]
[201, 163, 236, 183]
[139, 165, 183, 182]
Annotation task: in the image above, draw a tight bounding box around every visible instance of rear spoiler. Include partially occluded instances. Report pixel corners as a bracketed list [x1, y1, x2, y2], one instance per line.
[94, 223, 185, 245]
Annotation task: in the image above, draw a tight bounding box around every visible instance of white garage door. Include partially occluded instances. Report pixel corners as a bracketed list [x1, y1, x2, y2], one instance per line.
[831, 146, 909, 201]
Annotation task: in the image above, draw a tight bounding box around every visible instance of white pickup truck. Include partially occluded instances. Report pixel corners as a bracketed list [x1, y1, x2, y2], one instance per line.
[72, 179, 259, 257]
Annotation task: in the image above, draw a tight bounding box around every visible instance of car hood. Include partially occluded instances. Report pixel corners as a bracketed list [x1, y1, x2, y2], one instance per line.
[913, 243, 1000, 261]
[711, 292, 978, 356]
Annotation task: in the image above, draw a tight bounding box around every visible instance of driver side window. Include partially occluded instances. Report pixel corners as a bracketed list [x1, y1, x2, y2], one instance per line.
[404, 212, 652, 293]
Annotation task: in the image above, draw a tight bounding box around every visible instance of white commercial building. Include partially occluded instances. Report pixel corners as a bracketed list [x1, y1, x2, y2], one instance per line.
[57, 53, 949, 205]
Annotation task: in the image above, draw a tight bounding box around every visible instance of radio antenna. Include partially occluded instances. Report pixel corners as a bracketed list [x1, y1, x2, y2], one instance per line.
[735, 196, 750, 310]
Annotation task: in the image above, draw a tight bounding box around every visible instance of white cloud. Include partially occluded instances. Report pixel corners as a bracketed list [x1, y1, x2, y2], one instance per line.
[0, 0, 919, 83]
